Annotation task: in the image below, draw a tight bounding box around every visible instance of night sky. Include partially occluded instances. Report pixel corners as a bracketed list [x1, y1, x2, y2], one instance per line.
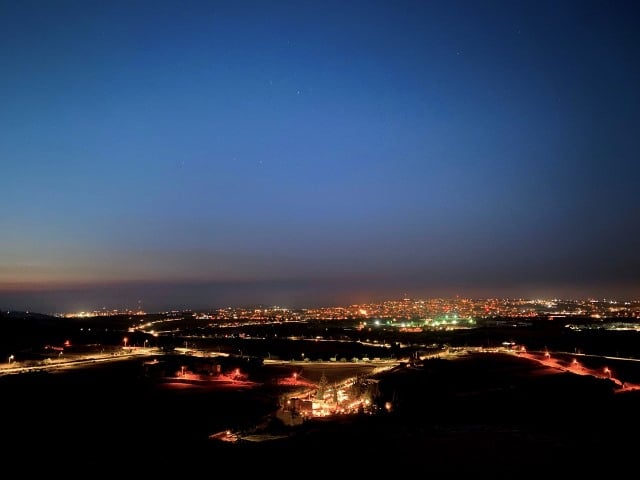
[1, 0, 639, 313]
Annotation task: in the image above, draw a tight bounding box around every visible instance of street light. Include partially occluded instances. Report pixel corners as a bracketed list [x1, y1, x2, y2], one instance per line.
[123, 337, 128, 348]
[8, 355, 14, 365]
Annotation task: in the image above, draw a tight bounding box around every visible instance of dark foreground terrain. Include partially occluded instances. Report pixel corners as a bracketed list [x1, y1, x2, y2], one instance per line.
[220, 352, 640, 477]
[2, 351, 639, 477]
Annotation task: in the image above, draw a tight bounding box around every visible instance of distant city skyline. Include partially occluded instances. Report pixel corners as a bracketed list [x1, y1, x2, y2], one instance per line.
[54, 295, 640, 323]
[2, 1, 639, 313]
[2, 278, 639, 315]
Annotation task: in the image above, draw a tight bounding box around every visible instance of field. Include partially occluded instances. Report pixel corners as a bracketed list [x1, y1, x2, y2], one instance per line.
[3, 348, 638, 476]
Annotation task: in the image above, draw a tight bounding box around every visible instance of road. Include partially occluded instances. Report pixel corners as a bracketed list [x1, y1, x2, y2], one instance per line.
[0, 347, 158, 376]
[514, 350, 640, 392]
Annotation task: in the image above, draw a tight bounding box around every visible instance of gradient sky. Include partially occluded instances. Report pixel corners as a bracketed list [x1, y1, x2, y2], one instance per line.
[1, 0, 639, 313]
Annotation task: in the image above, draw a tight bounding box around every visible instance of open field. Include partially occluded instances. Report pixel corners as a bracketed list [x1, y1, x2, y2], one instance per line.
[3, 349, 640, 477]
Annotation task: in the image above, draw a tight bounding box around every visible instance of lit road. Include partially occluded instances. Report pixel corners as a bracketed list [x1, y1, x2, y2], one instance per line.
[512, 350, 640, 392]
[0, 347, 158, 376]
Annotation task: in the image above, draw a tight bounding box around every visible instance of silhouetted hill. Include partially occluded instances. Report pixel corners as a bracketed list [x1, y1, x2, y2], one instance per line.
[0, 311, 137, 358]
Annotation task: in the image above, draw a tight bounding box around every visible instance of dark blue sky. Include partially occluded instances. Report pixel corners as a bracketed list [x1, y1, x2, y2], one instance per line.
[1, 0, 639, 313]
